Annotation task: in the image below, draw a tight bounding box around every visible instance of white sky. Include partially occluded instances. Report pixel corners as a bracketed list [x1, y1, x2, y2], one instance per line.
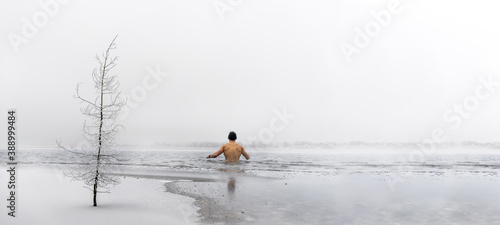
[1, 0, 500, 147]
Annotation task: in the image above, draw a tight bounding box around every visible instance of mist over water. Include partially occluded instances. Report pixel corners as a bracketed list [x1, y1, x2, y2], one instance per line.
[5, 148, 499, 176]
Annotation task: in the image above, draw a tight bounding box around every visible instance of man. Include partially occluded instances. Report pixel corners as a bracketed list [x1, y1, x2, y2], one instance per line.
[207, 131, 250, 162]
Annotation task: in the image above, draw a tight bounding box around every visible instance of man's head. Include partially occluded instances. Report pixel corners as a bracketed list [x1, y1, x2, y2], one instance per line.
[228, 131, 237, 141]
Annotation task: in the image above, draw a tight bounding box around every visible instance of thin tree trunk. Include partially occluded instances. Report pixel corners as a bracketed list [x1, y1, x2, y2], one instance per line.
[93, 45, 109, 207]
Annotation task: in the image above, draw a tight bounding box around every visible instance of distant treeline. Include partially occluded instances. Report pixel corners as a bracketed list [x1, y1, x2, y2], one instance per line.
[117, 141, 500, 149]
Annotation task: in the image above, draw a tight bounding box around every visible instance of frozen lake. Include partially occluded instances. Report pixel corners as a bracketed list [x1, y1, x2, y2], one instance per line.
[1, 147, 500, 224]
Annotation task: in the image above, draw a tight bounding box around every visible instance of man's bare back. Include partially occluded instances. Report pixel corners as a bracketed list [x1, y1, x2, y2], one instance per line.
[207, 132, 250, 162]
[207, 142, 250, 162]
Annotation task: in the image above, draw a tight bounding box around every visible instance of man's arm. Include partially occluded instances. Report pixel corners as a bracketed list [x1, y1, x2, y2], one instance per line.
[207, 145, 224, 158]
[241, 147, 250, 160]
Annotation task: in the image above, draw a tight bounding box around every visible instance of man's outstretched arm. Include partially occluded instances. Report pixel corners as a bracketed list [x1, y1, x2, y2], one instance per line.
[241, 147, 250, 160]
[207, 145, 224, 158]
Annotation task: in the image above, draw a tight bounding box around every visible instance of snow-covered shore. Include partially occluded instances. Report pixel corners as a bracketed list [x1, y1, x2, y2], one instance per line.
[0, 165, 197, 225]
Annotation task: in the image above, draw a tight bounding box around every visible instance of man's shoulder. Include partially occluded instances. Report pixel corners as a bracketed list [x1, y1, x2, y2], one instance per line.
[223, 142, 243, 148]
[236, 143, 244, 149]
[231, 142, 243, 147]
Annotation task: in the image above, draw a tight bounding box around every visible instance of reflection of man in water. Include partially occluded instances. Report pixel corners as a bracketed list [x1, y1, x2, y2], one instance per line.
[227, 177, 236, 197]
[207, 131, 250, 162]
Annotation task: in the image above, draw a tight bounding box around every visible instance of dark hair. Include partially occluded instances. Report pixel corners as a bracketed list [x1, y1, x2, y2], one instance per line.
[228, 131, 237, 141]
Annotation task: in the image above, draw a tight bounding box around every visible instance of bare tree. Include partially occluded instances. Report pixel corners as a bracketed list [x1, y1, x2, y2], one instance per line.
[58, 35, 126, 207]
